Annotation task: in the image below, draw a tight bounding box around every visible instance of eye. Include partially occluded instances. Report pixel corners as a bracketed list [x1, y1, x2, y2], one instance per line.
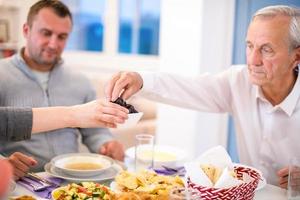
[58, 34, 68, 41]
[261, 45, 274, 55]
[40, 30, 52, 37]
[246, 43, 253, 53]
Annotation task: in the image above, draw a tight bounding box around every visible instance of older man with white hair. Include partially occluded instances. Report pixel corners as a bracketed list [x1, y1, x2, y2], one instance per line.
[105, 5, 300, 189]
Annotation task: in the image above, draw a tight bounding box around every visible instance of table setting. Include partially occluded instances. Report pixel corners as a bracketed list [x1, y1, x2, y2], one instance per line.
[9, 153, 125, 200]
[8, 144, 288, 200]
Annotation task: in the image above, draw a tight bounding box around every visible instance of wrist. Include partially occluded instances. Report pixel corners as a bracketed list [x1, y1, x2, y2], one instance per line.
[64, 106, 79, 128]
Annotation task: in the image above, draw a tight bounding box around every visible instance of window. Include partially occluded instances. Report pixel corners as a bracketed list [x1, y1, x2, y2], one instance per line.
[62, 0, 105, 52]
[62, 0, 160, 55]
[118, 0, 160, 55]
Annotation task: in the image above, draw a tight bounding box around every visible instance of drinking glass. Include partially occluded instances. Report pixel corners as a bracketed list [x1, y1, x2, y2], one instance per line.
[288, 157, 300, 200]
[135, 134, 154, 172]
[169, 187, 202, 200]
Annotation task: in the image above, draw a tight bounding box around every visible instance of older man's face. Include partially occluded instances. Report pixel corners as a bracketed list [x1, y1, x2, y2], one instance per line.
[246, 15, 299, 88]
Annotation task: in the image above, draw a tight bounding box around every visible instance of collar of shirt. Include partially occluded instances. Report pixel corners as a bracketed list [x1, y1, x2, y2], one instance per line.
[12, 47, 64, 81]
[255, 73, 300, 117]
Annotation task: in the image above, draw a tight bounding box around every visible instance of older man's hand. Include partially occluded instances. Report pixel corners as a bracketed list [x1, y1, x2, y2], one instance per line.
[277, 166, 289, 189]
[105, 71, 143, 102]
[7, 152, 37, 180]
[99, 140, 125, 161]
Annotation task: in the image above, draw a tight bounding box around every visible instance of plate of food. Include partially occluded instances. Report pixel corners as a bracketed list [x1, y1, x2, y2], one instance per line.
[51, 153, 113, 177]
[126, 145, 187, 168]
[9, 195, 36, 200]
[111, 170, 185, 199]
[52, 182, 115, 200]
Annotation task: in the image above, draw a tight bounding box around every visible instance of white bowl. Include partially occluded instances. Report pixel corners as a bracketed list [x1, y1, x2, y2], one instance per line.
[117, 112, 143, 128]
[125, 145, 187, 168]
[51, 153, 113, 177]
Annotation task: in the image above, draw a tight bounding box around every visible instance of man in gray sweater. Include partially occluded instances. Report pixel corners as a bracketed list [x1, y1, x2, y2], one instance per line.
[0, 0, 125, 176]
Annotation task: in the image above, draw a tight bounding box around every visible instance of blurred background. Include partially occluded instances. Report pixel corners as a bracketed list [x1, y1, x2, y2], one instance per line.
[1, 0, 299, 161]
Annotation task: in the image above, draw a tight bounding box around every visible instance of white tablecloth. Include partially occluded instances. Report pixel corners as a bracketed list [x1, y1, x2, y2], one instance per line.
[10, 172, 287, 200]
[254, 184, 286, 199]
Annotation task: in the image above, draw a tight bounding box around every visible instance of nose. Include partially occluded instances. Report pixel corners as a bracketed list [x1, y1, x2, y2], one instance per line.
[247, 48, 262, 66]
[48, 35, 58, 49]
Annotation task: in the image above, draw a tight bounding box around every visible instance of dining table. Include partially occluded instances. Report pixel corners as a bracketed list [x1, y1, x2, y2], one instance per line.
[9, 156, 287, 200]
[10, 171, 287, 200]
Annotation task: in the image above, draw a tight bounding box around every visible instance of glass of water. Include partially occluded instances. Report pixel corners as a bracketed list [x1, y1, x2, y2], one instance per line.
[135, 134, 154, 172]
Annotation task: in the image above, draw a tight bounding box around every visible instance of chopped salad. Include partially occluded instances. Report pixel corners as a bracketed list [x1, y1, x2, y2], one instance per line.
[52, 182, 114, 200]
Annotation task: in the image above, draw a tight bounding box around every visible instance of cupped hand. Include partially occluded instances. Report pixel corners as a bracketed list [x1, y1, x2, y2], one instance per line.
[71, 100, 129, 128]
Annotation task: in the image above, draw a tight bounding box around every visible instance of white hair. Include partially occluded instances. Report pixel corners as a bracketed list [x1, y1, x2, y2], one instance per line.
[252, 5, 300, 51]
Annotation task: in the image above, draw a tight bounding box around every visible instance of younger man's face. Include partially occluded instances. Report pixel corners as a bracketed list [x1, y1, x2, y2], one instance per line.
[23, 8, 72, 70]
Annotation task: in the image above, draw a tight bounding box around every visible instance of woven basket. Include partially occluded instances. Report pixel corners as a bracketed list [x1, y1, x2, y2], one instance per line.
[187, 165, 261, 200]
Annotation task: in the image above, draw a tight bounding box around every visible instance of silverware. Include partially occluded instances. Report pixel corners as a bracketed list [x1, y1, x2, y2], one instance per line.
[18, 178, 50, 192]
[153, 165, 186, 176]
[161, 165, 179, 172]
[25, 172, 59, 187]
[162, 165, 185, 172]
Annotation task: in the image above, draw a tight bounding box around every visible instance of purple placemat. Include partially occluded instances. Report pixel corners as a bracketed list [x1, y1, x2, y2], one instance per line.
[17, 176, 63, 199]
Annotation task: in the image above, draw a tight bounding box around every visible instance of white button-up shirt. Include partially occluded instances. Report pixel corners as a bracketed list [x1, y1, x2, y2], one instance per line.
[140, 65, 300, 186]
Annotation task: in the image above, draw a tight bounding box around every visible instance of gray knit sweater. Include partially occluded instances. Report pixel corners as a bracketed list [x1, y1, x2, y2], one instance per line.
[0, 51, 113, 171]
[0, 107, 32, 141]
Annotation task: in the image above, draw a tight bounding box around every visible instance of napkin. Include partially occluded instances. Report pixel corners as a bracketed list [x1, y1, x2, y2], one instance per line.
[184, 162, 212, 187]
[196, 145, 233, 169]
[152, 166, 186, 176]
[214, 167, 244, 188]
[185, 145, 246, 189]
[17, 176, 63, 199]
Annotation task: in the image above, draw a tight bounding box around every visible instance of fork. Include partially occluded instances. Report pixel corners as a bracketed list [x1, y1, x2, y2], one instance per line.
[161, 165, 186, 176]
[162, 165, 185, 172]
[18, 178, 51, 192]
[25, 172, 59, 187]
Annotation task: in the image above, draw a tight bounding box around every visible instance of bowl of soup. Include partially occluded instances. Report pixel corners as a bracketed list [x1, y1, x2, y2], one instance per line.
[51, 153, 113, 177]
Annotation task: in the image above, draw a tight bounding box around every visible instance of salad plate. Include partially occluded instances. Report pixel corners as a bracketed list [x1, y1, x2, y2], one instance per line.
[52, 182, 114, 200]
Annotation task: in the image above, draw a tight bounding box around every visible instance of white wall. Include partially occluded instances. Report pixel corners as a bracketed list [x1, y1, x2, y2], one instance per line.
[0, 0, 37, 48]
[157, 0, 235, 159]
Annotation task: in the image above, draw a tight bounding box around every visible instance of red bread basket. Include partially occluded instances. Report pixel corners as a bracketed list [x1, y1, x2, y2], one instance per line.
[187, 165, 262, 200]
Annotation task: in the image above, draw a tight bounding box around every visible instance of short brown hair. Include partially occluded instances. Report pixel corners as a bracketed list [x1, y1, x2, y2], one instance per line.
[27, 0, 73, 27]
